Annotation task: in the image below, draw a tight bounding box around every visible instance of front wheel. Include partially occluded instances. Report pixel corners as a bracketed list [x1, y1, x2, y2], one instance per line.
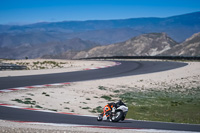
[97, 114, 103, 121]
[111, 111, 123, 122]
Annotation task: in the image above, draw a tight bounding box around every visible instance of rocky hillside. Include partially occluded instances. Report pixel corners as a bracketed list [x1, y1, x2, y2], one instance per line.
[72, 33, 178, 59]
[161, 32, 200, 56]
[47, 32, 200, 59]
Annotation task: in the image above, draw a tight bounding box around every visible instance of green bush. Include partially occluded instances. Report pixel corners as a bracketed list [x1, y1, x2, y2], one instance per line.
[113, 90, 120, 93]
[35, 105, 42, 108]
[82, 107, 91, 109]
[98, 86, 106, 90]
[101, 95, 112, 101]
[91, 106, 103, 113]
[12, 98, 36, 105]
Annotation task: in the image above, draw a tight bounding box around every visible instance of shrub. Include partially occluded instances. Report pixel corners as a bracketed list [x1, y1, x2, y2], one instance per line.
[101, 95, 112, 101]
[113, 90, 120, 93]
[35, 105, 42, 108]
[91, 106, 103, 113]
[82, 107, 91, 109]
[98, 86, 106, 90]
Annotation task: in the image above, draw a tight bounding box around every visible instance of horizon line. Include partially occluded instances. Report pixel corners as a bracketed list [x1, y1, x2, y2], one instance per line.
[1, 11, 199, 26]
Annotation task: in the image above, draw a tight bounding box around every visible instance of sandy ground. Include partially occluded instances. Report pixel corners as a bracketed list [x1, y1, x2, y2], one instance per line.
[0, 59, 200, 133]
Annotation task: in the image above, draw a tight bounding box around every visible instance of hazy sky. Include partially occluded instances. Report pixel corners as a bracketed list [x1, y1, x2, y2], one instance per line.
[0, 0, 200, 25]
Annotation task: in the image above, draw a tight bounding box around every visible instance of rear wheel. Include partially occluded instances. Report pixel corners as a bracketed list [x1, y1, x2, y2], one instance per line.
[111, 111, 123, 122]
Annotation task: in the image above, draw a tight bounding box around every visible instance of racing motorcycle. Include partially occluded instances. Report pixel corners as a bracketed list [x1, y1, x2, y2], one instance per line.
[97, 101, 128, 122]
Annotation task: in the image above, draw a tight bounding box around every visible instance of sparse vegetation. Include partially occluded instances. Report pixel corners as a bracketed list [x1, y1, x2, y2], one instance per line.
[98, 86, 106, 90]
[49, 109, 57, 112]
[7, 60, 69, 70]
[118, 86, 200, 124]
[26, 93, 34, 96]
[25, 98, 32, 101]
[86, 98, 91, 100]
[35, 105, 42, 109]
[42, 92, 50, 97]
[82, 107, 91, 109]
[45, 94, 50, 97]
[12, 99, 23, 103]
[113, 90, 120, 93]
[90, 106, 103, 113]
[101, 95, 112, 101]
[12, 98, 36, 105]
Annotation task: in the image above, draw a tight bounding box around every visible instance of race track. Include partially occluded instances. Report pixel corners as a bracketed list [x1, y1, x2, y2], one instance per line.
[0, 61, 187, 90]
[1, 61, 200, 132]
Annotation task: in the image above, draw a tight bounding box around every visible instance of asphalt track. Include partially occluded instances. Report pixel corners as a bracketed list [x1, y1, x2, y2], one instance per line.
[0, 61, 187, 90]
[0, 61, 200, 132]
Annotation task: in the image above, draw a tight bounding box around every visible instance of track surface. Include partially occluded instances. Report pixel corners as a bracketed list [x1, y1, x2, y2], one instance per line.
[1, 61, 200, 132]
[0, 61, 187, 90]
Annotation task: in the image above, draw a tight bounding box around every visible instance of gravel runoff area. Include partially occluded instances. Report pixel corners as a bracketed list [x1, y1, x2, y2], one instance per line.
[0, 59, 200, 133]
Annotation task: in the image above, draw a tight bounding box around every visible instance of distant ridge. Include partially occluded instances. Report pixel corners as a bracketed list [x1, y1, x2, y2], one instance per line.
[0, 11, 200, 59]
[0, 38, 98, 59]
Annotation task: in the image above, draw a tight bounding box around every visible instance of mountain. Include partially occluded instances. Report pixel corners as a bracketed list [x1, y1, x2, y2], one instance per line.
[0, 11, 200, 45]
[0, 11, 200, 59]
[161, 32, 200, 56]
[72, 33, 177, 59]
[47, 32, 200, 59]
[0, 38, 98, 59]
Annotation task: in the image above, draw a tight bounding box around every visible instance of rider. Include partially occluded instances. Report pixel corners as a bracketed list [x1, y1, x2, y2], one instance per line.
[99, 100, 125, 120]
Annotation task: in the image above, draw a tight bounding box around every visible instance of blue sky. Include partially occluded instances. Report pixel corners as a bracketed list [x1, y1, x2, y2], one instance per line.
[0, 0, 200, 25]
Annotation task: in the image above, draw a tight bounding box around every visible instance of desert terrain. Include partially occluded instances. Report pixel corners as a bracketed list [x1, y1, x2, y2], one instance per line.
[0, 59, 200, 133]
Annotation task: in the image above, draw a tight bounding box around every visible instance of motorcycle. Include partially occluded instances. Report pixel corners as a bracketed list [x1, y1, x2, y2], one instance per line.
[97, 101, 128, 122]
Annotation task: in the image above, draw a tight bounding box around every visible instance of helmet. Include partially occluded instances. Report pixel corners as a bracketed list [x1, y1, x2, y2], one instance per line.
[116, 100, 122, 104]
[105, 107, 109, 111]
[118, 100, 122, 103]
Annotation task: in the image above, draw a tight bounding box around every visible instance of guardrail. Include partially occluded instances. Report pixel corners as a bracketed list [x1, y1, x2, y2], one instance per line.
[81, 56, 200, 60]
